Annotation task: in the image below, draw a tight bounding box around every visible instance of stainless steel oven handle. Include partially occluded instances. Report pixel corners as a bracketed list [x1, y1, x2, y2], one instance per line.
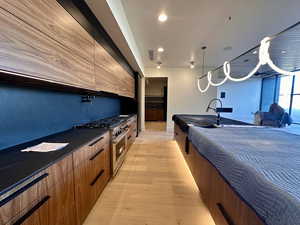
[112, 130, 129, 144]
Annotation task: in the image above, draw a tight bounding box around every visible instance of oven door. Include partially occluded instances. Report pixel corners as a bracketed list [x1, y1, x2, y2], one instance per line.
[112, 132, 128, 175]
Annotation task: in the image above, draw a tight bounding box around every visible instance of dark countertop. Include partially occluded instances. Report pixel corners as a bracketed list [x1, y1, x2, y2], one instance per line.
[0, 127, 108, 197]
[172, 114, 252, 133]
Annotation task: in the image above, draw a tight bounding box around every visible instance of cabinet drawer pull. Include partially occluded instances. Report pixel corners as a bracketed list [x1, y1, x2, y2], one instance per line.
[90, 169, 105, 186]
[0, 173, 49, 207]
[13, 196, 50, 225]
[216, 203, 236, 225]
[89, 148, 104, 161]
[185, 137, 190, 154]
[89, 136, 104, 146]
[127, 135, 132, 140]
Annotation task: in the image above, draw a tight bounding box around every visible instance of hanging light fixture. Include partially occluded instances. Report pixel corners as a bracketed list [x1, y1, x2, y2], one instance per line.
[157, 62, 162, 69]
[196, 36, 297, 94]
[197, 47, 210, 93]
[190, 61, 195, 69]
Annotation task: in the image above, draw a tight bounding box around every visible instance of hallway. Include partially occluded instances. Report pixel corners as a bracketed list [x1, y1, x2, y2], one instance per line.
[83, 129, 215, 225]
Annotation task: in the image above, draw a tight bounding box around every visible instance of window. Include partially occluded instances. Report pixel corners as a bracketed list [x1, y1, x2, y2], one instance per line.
[278, 76, 293, 112]
[292, 74, 300, 123]
[260, 72, 300, 125]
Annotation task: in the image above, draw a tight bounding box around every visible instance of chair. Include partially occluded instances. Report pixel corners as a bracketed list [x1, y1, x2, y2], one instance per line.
[255, 103, 292, 127]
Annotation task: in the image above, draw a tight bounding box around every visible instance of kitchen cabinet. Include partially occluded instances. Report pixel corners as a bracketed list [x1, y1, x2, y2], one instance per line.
[127, 116, 137, 149]
[44, 154, 77, 225]
[0, 172, 49, 225]
[73, 132, 111, 224]
[174, 124, 187, 156]
[0, 0, 136, 97]
[0, 131, 112, 225]
[174, 124, 263, 225]
[95, 42, 135, 98]
[1, 0, 95, 64]
[145, 108, 164, 121]
[0, 7, 95, 90]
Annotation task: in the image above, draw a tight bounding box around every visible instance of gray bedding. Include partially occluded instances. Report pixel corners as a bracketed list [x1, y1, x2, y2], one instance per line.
[188, 126, 300, 225]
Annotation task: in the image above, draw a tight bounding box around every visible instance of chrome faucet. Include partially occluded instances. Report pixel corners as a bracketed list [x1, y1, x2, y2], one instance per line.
[206, 98, 223, 125]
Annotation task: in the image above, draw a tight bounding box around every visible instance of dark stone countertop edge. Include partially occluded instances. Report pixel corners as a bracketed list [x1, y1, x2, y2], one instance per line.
[0, 114, 137, 198]
[0, 128, 108, 197]
[172, 114, 252, 134]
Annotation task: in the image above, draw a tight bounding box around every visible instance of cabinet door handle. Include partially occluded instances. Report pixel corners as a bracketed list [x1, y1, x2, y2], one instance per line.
[185, 137, 190, 154]
[90, 169, 105, 186]
[13, 196, 50, 225]
[0, 173, 49, 207]
[89, 136, 104, 147]
[216, 203, 236, 225]
[89, 148, 104, 161]
[175, 132, 178, 136]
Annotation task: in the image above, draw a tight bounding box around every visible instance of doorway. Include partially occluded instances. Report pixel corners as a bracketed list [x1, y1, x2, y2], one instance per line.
[145, 77, 168, 131]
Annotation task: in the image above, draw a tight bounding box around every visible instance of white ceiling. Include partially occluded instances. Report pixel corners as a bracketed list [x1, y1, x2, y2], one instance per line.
[121, 0, 300, 70]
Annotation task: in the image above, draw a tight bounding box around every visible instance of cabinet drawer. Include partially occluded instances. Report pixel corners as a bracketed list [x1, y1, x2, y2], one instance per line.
[90, 144, 110, 199]
[74, 143, 110, 224]
[73, 132, 109, 168]
[0, 172, 48, 225]
[92, 132, 110, 150]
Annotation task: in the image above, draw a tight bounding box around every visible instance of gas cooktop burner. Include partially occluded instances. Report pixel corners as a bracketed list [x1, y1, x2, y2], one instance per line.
[75, 116, 128, 130]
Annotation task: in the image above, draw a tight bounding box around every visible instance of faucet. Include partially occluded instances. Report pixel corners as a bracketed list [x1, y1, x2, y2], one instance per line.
[206, 98, 223, 125]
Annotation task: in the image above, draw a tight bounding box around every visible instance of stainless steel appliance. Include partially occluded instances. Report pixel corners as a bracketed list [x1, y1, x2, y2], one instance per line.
[74, 115, 132, 176]
[111, 122, 129, 176]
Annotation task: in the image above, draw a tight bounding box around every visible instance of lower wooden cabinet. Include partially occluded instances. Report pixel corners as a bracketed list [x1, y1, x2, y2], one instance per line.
[174, 124, 188, 156]
[0, 132, 112, 225]
[44, 155, 77, 225]
[174, 123, 263, 225]
[0, 174, 50, 225]
[127, 116, 137, 150]
[73, 134, 111, 224]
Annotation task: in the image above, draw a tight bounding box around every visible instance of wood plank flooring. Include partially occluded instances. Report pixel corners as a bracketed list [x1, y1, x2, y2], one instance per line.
[145, 122, 167, 131]
[83, 129, 215, 225]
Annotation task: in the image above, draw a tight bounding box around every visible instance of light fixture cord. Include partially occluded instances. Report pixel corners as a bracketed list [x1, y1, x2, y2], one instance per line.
[202, 49, 205, 75]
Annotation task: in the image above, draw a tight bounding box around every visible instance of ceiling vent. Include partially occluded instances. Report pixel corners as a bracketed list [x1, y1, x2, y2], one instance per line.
[148, 50, 154, 61]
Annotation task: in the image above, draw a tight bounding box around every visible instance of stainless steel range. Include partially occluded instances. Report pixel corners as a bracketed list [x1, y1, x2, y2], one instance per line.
[75, 115, 131, 176]
[110, 121, 130, 176]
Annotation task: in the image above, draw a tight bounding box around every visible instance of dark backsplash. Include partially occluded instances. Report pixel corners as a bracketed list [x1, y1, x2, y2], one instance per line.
[0, 84, 120, 150]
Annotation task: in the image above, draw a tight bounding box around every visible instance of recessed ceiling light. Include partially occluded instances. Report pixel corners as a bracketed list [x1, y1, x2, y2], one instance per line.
[158, 47, 164, 52]
[253, 50, 258, 55]
[158, 13, 168, 22]
[281, 50, 287, 54]
[224, 46, 232, 51]
[157, 65, 161, 69]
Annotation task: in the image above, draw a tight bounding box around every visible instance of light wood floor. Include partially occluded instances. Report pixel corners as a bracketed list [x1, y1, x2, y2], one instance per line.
[83, 129, 215, 225]
[145, 121, 167, 131]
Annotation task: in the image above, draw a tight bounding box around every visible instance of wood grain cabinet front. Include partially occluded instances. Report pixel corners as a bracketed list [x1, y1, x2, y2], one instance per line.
[0, 3, 95, 90]
[0, 0, 136, 97]
[73, 132, 111, 224]
[94, 42, 135, 98]
[0, 172, 49, 225]
[44, 154, 77, 225]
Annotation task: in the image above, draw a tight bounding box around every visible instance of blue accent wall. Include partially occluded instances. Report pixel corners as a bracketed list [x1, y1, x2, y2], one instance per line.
[0, 84, 120, 150]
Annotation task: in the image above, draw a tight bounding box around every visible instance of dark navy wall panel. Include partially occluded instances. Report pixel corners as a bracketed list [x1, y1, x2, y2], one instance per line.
[0, 84, 120, 150]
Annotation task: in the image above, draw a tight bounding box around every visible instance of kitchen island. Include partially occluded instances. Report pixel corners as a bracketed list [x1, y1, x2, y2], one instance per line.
[173, 114, 263, 225]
